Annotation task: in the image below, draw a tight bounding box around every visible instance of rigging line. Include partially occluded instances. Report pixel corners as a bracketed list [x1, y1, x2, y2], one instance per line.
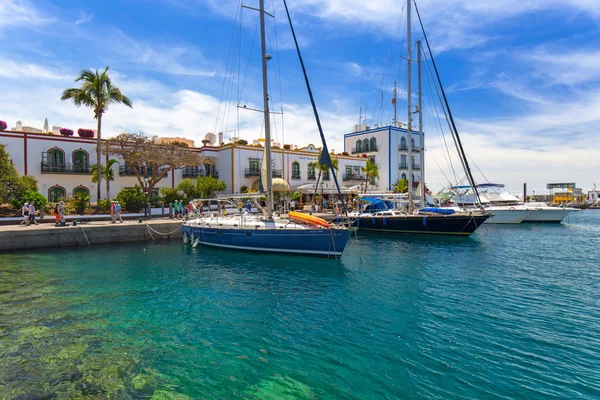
[423, 55, 458, 183]
[423, 69, 454, 181]
[236, 5, 244, 137]
[270, 0, 285, 152]
[214, 0, 244, 137]
[413, 0, 482, 206]
[431, 154, 453, 187]
[466, 153, 490, 183]
[222, 24, 242, 134]
[282, 0, 348, 216]
[423, 50, 461, 183]
[237, 18, 260, 105]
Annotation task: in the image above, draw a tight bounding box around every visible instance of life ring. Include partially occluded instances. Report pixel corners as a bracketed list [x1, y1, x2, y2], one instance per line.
[509, 207, 516, 210]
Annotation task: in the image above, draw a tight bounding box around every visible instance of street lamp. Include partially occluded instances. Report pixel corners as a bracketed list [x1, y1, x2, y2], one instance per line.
[143, 175, 149, 218]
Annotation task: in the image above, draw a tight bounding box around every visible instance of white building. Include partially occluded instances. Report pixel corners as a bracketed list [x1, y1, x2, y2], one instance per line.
[0, 128, 370, 203]
[343, 125, 422, 191]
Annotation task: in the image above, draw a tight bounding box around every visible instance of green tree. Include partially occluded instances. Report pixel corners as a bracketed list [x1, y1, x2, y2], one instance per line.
[394, 177, 409, 193]
[361, 159, 379, 193]
[116, 185, 145, 212]
[176, 179, 197, 201]
[0, 144, 22, 203]
[311, 151, 338, 199]
[196, 176, 226, 198]
[61, 66, 133, 202]
[91, 159, 119, 200]
[10, 190, 48, 211]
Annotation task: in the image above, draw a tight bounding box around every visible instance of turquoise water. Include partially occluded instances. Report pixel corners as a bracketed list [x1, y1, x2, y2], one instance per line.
[1, 211, 600, 399]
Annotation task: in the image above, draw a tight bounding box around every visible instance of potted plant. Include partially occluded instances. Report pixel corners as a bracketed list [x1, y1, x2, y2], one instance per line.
[77, 128, 95, 138]
[59, 128, 74, 136]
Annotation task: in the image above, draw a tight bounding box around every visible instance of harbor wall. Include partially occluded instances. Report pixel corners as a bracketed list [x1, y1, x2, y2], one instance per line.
[0, 221, 183, 252]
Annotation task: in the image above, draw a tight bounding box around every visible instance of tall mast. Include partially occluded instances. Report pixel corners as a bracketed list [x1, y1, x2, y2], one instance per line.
[406, 0, 414, 208]
[393, 80, 397, 127]
[259, 0, 273, 219]
[418, 40, 425, 208]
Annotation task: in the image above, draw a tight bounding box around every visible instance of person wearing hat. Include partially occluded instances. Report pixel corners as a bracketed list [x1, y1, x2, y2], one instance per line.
[115, 201, 123, 223]
[21, 202, 30, 226]
[110, 200, 117, 223]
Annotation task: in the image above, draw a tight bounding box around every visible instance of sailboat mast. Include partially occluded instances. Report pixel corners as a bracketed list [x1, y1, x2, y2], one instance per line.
[259, 0, 273, 219]
[418, 40, 425, 208]
[393, 81, 397, 127]
[406, 0, 414, 208]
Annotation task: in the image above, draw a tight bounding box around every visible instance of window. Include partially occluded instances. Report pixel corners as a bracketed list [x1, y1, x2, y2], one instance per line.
[400, 137, 407, 150]
[356, 140, 362, 153]
[249, 159, 259, 172]
[411, 138, 415, 148]
[291, 162, 300, 179]
[73, 150, 89, 172]
[73, 186, 90, 197]
[345, 166, 352, 176]
[400, 155, 407, 168]
[307, 163, 315, 179]
[363, 138, 369, 152]
[401, 173, 407, 180]
[47, 148, 65, 167]
[370, 137, 377, 151]
[48, 185, 66, 202]
[323, 169, 330, 181]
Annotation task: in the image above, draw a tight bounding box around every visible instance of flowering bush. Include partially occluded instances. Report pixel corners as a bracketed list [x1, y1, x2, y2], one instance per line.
[0, 120, 7, 131]
[77, 128, 95, 138]
[59, 128, 74, 136]
[361, 153, 368, 158]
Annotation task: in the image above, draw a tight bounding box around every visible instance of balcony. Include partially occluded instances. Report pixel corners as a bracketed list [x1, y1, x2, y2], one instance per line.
[182, 166, 218, 178]
[399, 145, 421, 151]
[41, 162, 91, 174]
[351, 145, 378, 154]
[120, 165, 155, 176]
[399, 163, 420, 170]
[245, 169, 282, 178]
[343, 173, 367, 181]
[307, 175, 316, 181]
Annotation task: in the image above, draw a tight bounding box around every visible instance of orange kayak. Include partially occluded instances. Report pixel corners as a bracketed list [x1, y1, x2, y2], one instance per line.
[289, 211, 330, 229]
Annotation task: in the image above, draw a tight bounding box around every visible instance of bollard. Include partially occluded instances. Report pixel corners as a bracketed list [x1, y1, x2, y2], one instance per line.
[138, 218, 143, 223]
[73, 220, 78, 227]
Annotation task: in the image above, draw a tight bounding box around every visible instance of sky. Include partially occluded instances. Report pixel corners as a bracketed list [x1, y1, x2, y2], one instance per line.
[0, 0, 599, 193]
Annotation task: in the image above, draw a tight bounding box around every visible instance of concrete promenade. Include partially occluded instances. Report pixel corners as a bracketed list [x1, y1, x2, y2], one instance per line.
[0, 218, 183, 252]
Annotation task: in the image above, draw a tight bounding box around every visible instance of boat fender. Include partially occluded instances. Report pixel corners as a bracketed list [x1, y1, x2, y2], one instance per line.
[383, 216, 387, 225]
[422, 216, 427, 227]
[192, 238, 200, 248]
[356, 219, 360, 227]
[183, 233, 188, 244]
[191, 233, 195, 245]
[372, 217, 376, 225]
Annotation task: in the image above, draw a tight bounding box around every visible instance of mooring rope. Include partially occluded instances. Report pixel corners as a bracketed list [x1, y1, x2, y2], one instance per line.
[79, 226, 91, 246]
[144, 223, 183, 236]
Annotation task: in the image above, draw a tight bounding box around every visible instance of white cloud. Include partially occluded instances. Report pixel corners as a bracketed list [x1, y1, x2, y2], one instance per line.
[0, 0, 54, 32]
[110, 30, 217, 77]
[0, 59, 70, 80]
[75, 11, 94, 25]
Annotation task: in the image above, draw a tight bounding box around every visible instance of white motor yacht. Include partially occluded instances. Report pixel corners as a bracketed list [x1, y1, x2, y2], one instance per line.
[450, 184, 576, 223]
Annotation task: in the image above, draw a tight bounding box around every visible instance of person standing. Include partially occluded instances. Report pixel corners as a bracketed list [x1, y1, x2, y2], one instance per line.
[21, 202, 30, 226]
[309, 201, 315, 216]
[57, 201, 65, 223]
[110, 201, 117, 223]
[290, 199, 296, 212]
[115, 201, 124, 223]
[28, 201, 38, 225]
[52, 203, 60, 223]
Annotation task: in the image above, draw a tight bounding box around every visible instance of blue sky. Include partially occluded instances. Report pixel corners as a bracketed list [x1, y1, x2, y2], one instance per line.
[1, 0, 599, 192]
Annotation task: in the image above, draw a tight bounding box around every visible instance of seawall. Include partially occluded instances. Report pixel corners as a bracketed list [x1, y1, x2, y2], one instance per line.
[0, 220, 183, 252]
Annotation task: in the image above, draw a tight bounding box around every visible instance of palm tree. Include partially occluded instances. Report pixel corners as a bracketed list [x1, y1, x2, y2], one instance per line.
[91, 159, 119, 200]
[61, 66, 132, 202]
[361, 159, 379, 193]
[311, 152, 338, 200]
[394, 177, 409, 193]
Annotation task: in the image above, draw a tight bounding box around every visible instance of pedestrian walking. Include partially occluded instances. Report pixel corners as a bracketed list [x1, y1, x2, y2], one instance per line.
[21, 202, 30, 226]
[28, 201, 38, 225]
[290, 199, 296, 211]
[110, 201, 117, 223]
[52, 203, 60, 223]
[309, 201, 315, 216]
[115, 201, 124, 223]
[246, 200, 252, 214]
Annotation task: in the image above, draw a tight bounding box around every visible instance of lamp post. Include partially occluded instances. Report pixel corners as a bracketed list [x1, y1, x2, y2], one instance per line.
[143, 175, 149, 219]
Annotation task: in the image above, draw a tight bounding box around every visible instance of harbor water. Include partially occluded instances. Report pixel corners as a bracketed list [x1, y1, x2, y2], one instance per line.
[1, 211, 599, 399]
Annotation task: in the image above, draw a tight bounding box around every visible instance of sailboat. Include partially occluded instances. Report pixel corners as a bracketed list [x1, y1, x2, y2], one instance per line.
[182, 0, 351, 257]
[352, 0, 491, 236]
